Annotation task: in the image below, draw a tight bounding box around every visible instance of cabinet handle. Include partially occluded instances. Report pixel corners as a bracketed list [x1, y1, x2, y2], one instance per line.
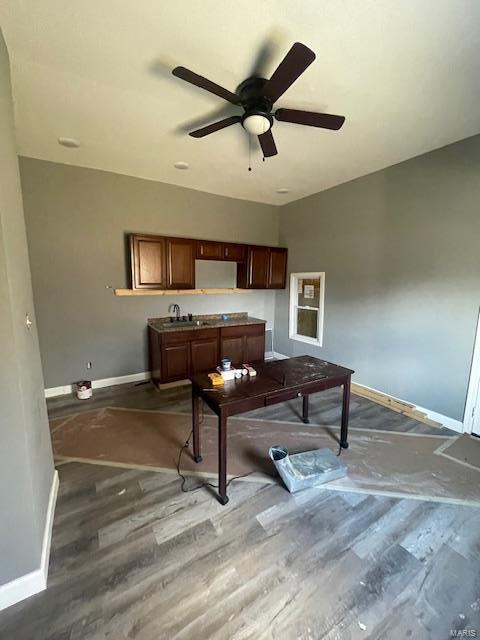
[225, 247, 229, 257]
[200, 245, 204, 256]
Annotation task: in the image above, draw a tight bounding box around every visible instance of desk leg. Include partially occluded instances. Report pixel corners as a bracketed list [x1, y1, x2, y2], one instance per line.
[218, 412, 229, 505]
[302, 395, 310, 424]
[192, 388, 202, 463]
[340, 377, 350, 449]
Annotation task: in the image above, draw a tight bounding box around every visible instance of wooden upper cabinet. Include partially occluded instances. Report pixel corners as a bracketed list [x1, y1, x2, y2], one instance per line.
[196, 240, 223, 260]
[239, 246, 270, 288]
[166, 237, 195, 289]
[267, 248, 288, 289]
[130, 233, 286, 291]
[130, 234, 166, 289]
[196, 240, 246, 262]
[223, 243, 246, 262]
[236, 246, 288, 289]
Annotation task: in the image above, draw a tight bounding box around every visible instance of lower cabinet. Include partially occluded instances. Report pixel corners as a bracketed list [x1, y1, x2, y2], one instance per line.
[162, 343, 190, 381]
[190, 337, 218, 375]
[149, 323, 265, 385]
[245, 333, 266, 363]
[220, 336, 244, 364]
[220, 324, 265, 366]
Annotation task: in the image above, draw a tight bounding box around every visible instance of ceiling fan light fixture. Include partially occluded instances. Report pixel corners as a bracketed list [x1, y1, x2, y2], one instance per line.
[242, 114, 272, 136]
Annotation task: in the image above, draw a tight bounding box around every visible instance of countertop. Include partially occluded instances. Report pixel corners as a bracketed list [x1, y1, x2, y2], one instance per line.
[148, 312, 266, 333]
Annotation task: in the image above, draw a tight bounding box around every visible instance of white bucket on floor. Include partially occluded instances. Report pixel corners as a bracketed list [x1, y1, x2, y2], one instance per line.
[76, 380, 92, 400]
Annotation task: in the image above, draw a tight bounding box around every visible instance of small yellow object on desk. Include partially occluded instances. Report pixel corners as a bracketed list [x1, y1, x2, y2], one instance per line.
[208, 372, 224, 386]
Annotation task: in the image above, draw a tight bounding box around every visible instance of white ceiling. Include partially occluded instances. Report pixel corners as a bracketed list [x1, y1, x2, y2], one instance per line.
[1, 0, 480, 205]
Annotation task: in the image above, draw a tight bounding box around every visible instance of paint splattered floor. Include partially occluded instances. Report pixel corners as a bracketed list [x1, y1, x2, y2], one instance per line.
[0, 382, 478, 639]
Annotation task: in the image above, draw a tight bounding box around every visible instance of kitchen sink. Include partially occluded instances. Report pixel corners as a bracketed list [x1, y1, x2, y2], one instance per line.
[162, 320, 211, 328]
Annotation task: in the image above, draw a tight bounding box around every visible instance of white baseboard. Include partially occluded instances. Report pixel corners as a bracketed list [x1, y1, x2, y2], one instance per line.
[46, 355, 276, 397]
[45, 371, 151, 398]
[0, 470, 59, 612]
[45, 384, 72, 398]
[410, 406, 463, 433]
[355, 381, 464, 433]
[269, 354, 463, 432]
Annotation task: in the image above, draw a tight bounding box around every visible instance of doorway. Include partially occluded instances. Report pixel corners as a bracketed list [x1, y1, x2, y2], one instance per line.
[464, 308, 480, 436]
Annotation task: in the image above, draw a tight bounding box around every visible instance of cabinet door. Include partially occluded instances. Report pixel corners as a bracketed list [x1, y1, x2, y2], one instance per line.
[267, 248, 288, 289]
[196, 240, 223, 260]
[223, 243, 246, 262]
[130, 234, 166, 289]
[244, 333, 265, 363]
[166, 238, 195, 289]
[247, 246, 270, 288]
[220, 337, 244, 365]
[191, 337, 218, 374]
[162, 343, 190, 381]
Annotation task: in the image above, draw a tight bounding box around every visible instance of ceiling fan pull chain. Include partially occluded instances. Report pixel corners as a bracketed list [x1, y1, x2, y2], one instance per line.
[248, 135, 252, 172]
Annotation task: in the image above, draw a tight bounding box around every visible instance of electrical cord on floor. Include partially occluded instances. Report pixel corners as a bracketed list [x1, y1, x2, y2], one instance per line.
[175, 403, 254, 493]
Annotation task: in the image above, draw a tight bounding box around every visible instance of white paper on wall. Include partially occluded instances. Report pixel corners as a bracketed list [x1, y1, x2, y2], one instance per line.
[304, 284, 314, 299]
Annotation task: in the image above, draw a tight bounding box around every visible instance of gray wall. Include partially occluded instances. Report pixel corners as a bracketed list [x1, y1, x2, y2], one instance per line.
[0, 31, 54, 586]
[19, 158, 279, 388]
[275, 135, 480, 422]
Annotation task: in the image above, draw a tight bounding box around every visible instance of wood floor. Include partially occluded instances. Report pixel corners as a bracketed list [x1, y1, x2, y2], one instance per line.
[1, 382, 478, 639]
[46, 379, 451, 436]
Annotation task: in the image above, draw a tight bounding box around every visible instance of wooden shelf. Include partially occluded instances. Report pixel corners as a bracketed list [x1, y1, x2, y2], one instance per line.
[114, 288, 253, 297]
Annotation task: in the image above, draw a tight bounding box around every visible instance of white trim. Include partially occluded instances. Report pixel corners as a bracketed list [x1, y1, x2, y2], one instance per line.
[0, 470, 58, 611]
[415, 406, 463, 434]
[45, 384, 72, 398]
[290, 334, 324, 347]
[289, 272, 325, 347]
[463, 309, 480, 435]
[46, 353, 281, 397]
[269, 355, 463, 432]
[351, 380, 464, 433]
[45, 371, 151, 398]
[273, 351, 289, 360]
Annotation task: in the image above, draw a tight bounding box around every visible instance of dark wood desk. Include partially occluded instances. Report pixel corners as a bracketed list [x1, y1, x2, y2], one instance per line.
[190, 355, 354, 504]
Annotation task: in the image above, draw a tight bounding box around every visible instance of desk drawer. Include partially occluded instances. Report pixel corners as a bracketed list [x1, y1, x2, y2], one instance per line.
[265, 388, 306, 406]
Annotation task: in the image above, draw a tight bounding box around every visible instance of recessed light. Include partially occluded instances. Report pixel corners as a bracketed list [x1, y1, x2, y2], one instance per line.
[276, 188, 289, 194]
[58, 137, 80, 148]
[174, 161, 189, 170]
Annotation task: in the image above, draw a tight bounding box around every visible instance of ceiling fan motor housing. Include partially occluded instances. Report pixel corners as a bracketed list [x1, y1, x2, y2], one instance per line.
[237, 77, 274, 132]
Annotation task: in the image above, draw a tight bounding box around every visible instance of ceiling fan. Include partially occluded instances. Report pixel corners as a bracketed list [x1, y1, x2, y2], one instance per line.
[172, 42, 345, 159]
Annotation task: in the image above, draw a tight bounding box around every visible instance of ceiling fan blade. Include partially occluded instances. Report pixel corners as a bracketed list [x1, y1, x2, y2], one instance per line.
[189, 116, 242, 138]
[258, 129, 277, 157]
[172, 66, 239, 105]
[275, 108, 345, 130]
[262, 42, 315, 103]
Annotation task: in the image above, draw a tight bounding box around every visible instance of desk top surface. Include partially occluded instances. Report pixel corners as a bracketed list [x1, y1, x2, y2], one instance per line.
[190, 355, 354, 408]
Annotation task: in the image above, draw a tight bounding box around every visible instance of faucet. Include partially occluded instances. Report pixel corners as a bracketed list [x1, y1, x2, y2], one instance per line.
[169, 303, 181, 321]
